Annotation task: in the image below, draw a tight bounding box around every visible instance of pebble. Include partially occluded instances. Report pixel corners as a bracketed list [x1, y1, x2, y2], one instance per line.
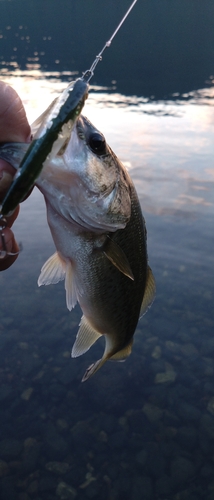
[151, 345, 162, 359]
[0, 385, 13, 402]
[170, 456, 196, 486]
[207, 396, 214, 416]
[131, 476, 152, 500]
[155, 363, 177, 384]
[45, 461, 70, 474]
[135, 449, 147, 467]
[177, 401, 201, 421]
[21, 388, 34, 401]
[0, 460, 9, 477]
[143, 403, 163, 422]
[0, 440, 23, 460]
[56, 481, 77, 499]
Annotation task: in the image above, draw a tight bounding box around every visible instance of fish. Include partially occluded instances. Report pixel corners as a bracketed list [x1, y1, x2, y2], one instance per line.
[0, 93, 155, 382]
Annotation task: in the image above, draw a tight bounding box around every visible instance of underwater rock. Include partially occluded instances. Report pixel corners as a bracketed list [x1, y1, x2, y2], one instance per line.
[177, 401, 201, 422]
[18, 493, 30, 500]
[56, 481, 77, 499]
[0, 476, 16, 500]
[151, 345, 162, 359]
[39, 474, 57, 492]
[176, 426, 198, 451]
[0, 439, 23, 460]
[155, 474, 172, 496]
[135, 449, 147, 468]
[146, 442, 166, 479]
[0, 385, 13, 402]
[142, 403, 163, 422]
[170, 456, 196, 486]
[155, 362, 176, 384]
[21, 388, 34, 401]
[44, 424, 69, 460]
[45, 461, 70, 474]
[108, 430, 126, 450]
[207, 396, 214, 416]
[57, 419, 69, 430]
[180, 342, 199, 358]
[21, 439, 40, 475]
[27, 480, 38, 495]
[200, 414, 214, 439]
[131, 476, 153, 500]
[0, 460, 9, 478]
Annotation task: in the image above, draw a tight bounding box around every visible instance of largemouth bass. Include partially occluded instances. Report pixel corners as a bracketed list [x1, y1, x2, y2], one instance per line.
[0, 96, 155, 382]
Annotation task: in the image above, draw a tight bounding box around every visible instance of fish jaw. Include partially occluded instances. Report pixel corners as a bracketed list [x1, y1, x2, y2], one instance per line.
[36, 115, 132, 233]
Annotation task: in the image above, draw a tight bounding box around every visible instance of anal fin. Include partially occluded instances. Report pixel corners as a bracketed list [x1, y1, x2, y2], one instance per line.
[72, 316, 102, 358]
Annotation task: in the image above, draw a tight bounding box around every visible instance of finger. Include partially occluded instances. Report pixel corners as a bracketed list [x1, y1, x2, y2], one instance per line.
[0, 81, 31, 142]
[0, 226, 19, 270]
[0, 163, 19, 225]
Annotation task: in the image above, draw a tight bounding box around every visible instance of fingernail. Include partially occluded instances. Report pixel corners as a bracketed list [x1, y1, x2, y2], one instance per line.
[0, 171, 13, 193]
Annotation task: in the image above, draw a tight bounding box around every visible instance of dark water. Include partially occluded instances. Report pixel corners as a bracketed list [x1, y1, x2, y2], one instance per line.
[0, 1, 214, 500]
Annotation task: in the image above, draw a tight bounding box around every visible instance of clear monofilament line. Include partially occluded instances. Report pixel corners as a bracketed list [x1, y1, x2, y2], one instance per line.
[82, 0, 138, 82]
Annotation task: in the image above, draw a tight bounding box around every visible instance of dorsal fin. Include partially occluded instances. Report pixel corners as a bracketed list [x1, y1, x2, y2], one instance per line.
[71, 316, 102, 358]
[103, 237, 134, 281]
[140, 265, 156, 317]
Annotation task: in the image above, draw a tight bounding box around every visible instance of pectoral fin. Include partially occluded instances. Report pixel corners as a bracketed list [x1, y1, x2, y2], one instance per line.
[72, 316, 102, 358]
[38, 252, 66, 286]
[38, 252, 78, 311]
[103, 237, 134, 281]
[140, 265, 156, 317]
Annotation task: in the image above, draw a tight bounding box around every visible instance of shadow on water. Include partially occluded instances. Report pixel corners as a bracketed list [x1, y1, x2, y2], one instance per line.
[0, 1, 214, 499]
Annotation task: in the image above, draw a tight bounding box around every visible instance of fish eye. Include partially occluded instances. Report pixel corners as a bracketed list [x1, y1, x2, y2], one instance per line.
[89, 132, 106, 155]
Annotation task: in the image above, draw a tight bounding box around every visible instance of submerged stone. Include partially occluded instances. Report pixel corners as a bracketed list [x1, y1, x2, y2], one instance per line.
[207, 396, 214, 416]
[170, 457, 196, 486]
[0, 460, 9, 478]
[155, 368, 176, 384]
[143, 403, 163, 422]
[45, 461, 70, 474]
[56, 481, 77, 499]
[0, 439, 23, 460]
[21, 388, 34, 401]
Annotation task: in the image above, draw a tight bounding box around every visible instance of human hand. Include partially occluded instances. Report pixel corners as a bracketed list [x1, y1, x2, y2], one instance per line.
[0, 81, 31, 270]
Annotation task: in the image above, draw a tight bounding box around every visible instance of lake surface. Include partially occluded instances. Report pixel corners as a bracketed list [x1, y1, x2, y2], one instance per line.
[0, 2, 214, 500]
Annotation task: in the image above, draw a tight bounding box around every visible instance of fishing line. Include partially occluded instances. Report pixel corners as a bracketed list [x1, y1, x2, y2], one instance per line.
[82, 0, 138, 82]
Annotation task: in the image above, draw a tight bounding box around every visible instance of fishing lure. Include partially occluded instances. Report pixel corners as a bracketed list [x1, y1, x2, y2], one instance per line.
[0, 0, 138, 245]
